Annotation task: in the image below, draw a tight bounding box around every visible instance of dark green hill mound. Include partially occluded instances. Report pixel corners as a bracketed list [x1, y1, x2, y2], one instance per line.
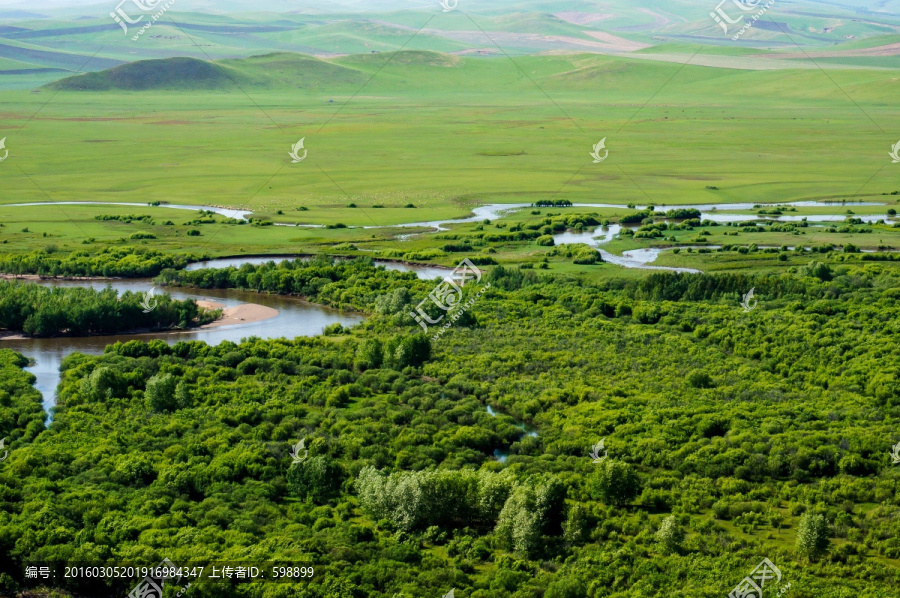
[46, 57, 231, 91]
[45, 52, 369, 91]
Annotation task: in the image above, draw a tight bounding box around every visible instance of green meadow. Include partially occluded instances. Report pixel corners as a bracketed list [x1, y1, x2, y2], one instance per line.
[0, 50, 897, 277]
[0, 51, 898, 274]
[1, 52, 897, 218]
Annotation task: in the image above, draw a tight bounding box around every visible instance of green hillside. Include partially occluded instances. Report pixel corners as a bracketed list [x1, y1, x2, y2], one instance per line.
[46, 53, 369, 91]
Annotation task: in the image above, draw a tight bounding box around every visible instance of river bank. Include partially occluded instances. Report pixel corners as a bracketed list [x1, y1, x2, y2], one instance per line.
[196, 300, 279, 328]
[0, 299, 279, 342]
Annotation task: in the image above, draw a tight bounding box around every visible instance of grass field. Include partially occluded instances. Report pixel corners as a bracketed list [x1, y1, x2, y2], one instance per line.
[1, 50, 899, 275]
[1, 53, 897, 212]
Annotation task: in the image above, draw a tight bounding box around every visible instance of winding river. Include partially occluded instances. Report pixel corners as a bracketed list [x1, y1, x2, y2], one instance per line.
[2, 260, 444, 412]
[4, 199, 889, 231]
[2, 198, 892, 409]
[5, 199, 889, 274]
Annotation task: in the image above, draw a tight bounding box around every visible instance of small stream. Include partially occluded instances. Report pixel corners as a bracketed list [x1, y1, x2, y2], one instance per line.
[486, 405, 538, 463]
[4, 199, 891, 273]
[5, 199, 889, 275]
[5, 199, 890, 231]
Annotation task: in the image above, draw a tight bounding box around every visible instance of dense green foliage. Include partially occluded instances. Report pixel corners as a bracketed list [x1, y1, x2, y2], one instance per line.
[157, 256, 432, 313]
[0, 282, 218, 337]
[3, 260, 900, 596]
[0, 247, 192, 278]
[0, 350, 45, 447]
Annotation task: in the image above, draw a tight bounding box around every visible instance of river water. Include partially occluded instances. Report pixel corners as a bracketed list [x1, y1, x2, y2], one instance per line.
[3, 259, 449, 412]
[5, 199, 890, 231]
[2, 199, 891, 408]
[6, 199, 888, 274]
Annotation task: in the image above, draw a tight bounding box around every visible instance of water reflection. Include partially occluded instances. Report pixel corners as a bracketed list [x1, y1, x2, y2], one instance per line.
[4, 282, 364, 412]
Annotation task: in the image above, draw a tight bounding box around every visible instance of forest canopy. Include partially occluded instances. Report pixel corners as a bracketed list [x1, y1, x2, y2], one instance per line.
[1, 259, 900, 596]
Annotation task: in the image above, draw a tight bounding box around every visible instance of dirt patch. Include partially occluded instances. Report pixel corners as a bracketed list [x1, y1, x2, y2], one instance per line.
[199, 302, 279, 328]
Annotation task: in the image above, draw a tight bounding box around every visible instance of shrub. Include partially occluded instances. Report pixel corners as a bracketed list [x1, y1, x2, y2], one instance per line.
[687, 370, 714, 389]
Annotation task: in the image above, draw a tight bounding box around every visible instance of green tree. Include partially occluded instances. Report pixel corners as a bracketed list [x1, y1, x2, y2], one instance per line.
[145, 373, 177, 412]
[496, 485, 542, 556]
[355, 338, 383, 370]
[394, 334, 432, 369]
[799, 260, 833, 281]
[287, 455, 343, 504]
[563, 503, 591, 545]
[655, 515, 684, 555]
[374, 287, 411, 314]
[175, 381, 192, 409]
[81, 366, 125, 402]
[687, 370, 713, 389]
[496, 477, 566, 557]
[797, 513, 830, 561]
[589, 460, 641, 506]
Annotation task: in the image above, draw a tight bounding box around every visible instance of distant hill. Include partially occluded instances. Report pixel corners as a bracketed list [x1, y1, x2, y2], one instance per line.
[0, 10, 48, 19]
[45, 57, 233, 91]
[45, 52, 371, 91]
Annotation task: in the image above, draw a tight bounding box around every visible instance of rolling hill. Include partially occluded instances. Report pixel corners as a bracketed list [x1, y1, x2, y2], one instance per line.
[45, 52, 370, 91]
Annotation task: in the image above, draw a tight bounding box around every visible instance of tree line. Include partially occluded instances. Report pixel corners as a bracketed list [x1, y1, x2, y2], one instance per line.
[0, 281, 218, 337]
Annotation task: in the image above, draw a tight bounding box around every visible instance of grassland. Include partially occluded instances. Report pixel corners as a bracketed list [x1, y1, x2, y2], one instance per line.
[1, 53, 897, 210]
[1, 50, 900, 276]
